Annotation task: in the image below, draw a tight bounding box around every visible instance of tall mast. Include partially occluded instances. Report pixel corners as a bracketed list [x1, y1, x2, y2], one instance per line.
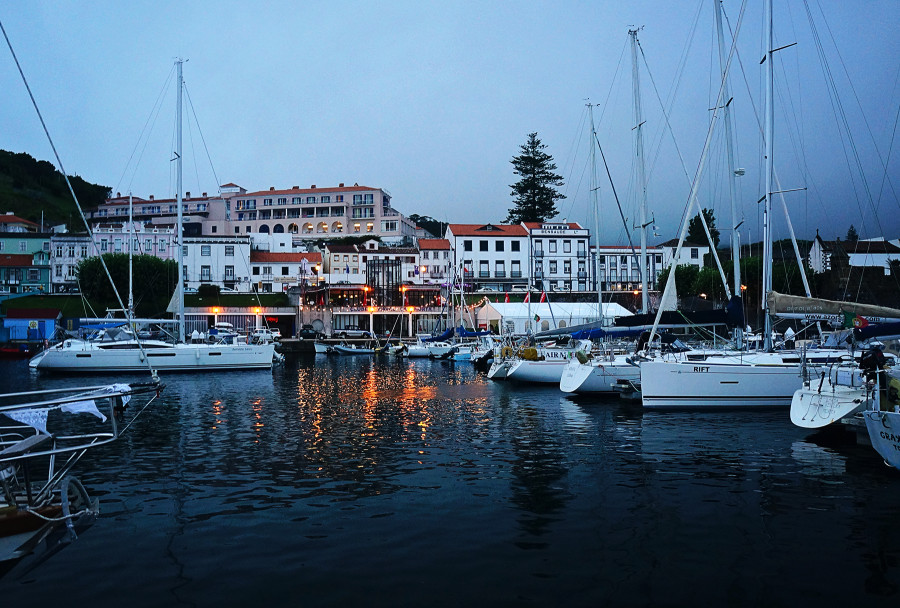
[128, 192, 134, 314]
[175, 58, 186, 343]
[588, 103, 602, 315]
[629, 28, 649, 314]
[762, 0, 774, 351]
[714, 0, 742, 347]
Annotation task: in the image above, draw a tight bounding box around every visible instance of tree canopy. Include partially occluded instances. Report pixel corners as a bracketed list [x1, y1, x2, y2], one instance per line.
[505, 133, 565, 224]
[686, 208, 720, 249]
[846, 224, 859, 241]
[76, 254, 177, 317]
[408, 214, 446, 239]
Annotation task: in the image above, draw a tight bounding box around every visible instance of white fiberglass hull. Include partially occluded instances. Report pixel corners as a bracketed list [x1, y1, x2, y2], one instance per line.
[487, 359, 511, 380]
[790, 369, 868, 428]
[560, 356, 640, 394]
[864, 409, 900, 470]
[506, 359, 571, 384]
[30, 340, 275, 373]
[640, 356, 804, 409]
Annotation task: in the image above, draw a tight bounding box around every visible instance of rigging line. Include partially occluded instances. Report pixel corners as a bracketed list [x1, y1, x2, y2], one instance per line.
[183, 84, 222, 193]
[636, 40, 693, 188]
[561, 107, 589, 220]
[813, 0, 899, 210]
[115, 66, 175, 195]
[643, 0, 704, 176]
[184, 91, 203, 199]
[593, 131, 638, 260]
[1, 19, 157, 379]
[596, 37, 629, 126]
[803, 1, 886, 242]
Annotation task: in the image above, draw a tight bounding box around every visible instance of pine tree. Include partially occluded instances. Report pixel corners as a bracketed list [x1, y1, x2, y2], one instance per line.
[846, 224, 859, 242]
[686, 208, 720, 248]
[505, 133, 565, 224]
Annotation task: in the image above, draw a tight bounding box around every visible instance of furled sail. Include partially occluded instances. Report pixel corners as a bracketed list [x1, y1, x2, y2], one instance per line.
[767, 291, 900, 322]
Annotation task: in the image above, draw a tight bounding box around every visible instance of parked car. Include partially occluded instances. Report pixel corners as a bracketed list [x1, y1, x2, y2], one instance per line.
[333, 326, 372, 339]
[297, 324, 324, 340]
[251, 328, 281, 342]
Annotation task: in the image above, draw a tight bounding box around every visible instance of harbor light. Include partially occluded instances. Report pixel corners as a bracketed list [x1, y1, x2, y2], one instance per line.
[212, 307, 220, 313]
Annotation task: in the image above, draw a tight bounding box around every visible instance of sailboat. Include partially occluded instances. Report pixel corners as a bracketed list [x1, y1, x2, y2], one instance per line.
[639, 0, 855, 409]
[29, 60, 276, 373]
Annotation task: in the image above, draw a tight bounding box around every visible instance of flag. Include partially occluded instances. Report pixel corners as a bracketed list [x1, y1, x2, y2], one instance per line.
[317, 295, 325, 306]
[843, 311, 869, 329]
[523, 292, 530, 303]
[534, 314, 540, 322]
[345, 264, 350, 274]
[539, 291, 547, 303]
[403, 292, 409, 306]
[504, 292, 510, 303]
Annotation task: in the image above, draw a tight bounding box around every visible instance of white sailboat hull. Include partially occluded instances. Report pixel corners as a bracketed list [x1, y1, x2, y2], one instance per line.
[506, 359, 571, 384]
[30, 340, 275, 373]
[560, 357, 640, 394]
[790, 368, 868, 428]
[640, 356, 804, 409]
[864, 409, 900, 470]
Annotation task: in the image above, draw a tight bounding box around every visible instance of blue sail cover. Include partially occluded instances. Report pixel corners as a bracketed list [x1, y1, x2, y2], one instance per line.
[422, 327, 455, 342]
[570, 327, 646, 340]
[455, 326, 492, 337]
[854, 322, 900, 342]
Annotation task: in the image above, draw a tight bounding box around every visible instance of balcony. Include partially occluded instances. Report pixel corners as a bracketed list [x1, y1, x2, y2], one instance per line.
[534, 271, 544, 278]
[478, 271, 490, 278]
[577, 271, 588, 279]
[577, 251, 587, 258]
[510, 271, 522, 278]
[494, 271, 506, 278]
[534, 250, 544, 258]
[429, 272, 445, 279]
[463, 271, 474, 279]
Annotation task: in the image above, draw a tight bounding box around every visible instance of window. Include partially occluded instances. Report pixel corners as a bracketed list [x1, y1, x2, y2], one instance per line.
[43, 241, 50, 251]
[263, 266, 272, 276]
[423, 251, 429, 260]
[655, 254, 662, 264]
[382, 220, 398, 232]
[549, 240, 557, 253]
[307, 196, 316, 204]
[225, 265, 235, 280]
[564, 261, 571, 273]
[511, 241, 520, 252]
[282, 266, 289, 275]
[114, 239, 123, 252]
[183, 245, 189, 256]
[28, 269, 39, 281]
[495, 261, 505, 277]
[100, 240, 108, 252]
[225, 245, 234, 256]
[691, 248, 699, 259]
[479, 240, 488, 252]
[495, 241, 504, 252]
[201, 245, 211, 256]
[235, 227, 240, 234]
[55, 265, 62, 277]
[464, 240, 473, 252]
[444, 251, 449, 259]
[19, 241, 27, 252]
[364, 194, 374, 204]
[80, 246, 88, 257]
[252, 267, 260, 276]
[511, 261, 521, 277]
[620, 256, 627, 264]
[68, 245, 75, 257]
[263, 198, 273, 206]
[550, 260, 558, 273]
[158, 239, 167, 252]
[200, 265, 211, 281]
[55, 245, 63, 257]
[563, 240, 571, 253]
[479, 261, 489, 278]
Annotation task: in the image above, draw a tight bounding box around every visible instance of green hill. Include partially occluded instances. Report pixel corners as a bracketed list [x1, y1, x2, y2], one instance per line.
[0, 149, 110, 226]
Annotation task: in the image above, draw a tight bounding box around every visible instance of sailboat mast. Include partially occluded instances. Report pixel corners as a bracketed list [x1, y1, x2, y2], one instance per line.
[128, 192, 134, 314]
[714, 0, 742, 345]
[588, 103, 602, 316]
[629, 28, 649, 314]
[175, 58, 186, 343]
[763, 0, 774, 351]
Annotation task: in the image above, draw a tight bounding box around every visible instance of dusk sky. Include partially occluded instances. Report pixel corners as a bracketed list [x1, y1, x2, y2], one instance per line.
[1, 1, 898, 247]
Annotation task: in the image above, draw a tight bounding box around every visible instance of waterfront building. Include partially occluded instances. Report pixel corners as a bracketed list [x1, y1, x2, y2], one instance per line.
[417, 238, 452, 285]
[593, 244, 665, 294]
[0, 212, 40, 233]
[445, 223, 530, 292]
[182, 236, 252, 292]
[248, 250, 323, 293]
[809, 234, 900, 274]
[525, 222, 591, 293]
[91, 183, 418, 245]
[657, 238, 709, 272]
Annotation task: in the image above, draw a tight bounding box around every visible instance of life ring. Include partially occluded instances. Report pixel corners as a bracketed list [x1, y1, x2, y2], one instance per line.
[501, 346, 513, 359]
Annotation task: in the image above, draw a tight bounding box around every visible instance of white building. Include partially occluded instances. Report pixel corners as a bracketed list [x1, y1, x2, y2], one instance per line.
[657, 239, 709, 272]
[417, 238, 452, 285]
[594, 245, 665, 294]
[525, 222, 591, 292]
[445, 223, 530, 291]
[808, 234, 900, 274]
[475, 301, 632, 334]
[183, 236, 252, 292]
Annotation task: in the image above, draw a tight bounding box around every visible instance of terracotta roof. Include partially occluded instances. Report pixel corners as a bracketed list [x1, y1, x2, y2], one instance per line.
[0, 214, 38, 226]
[418, 238, 451, 249]
[242, 185, 376, 197]
[523, 221, 584, 230]
[657, 239, 705, 248]
[447, 223, 528, 237]
[0, 254, 36, 267]
[220, 182, 242, 188]
[325, 245, 360, 255]
[6, 308, 61, 319]
[828, 240, 900, 255]
[249, 251, 322, 263]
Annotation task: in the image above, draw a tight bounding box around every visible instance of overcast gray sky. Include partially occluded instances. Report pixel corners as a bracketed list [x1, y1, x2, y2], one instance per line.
[2, 1, 898, 246]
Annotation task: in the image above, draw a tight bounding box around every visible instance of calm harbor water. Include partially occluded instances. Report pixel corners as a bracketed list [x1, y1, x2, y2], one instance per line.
[1, 355, 899, 606]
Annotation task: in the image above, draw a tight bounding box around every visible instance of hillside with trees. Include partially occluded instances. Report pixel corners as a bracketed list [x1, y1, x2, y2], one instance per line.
[0, 149, 110, 226]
